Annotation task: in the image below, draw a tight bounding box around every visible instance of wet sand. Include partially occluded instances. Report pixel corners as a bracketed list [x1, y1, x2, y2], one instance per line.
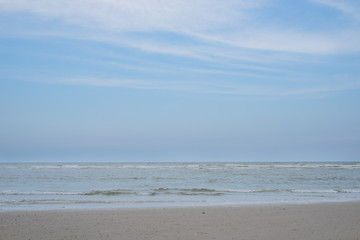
[1, 202, 360, 240]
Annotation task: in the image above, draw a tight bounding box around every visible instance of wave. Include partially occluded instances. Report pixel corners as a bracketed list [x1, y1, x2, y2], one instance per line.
[0, 198, 215, 206]
[223, 163, 360, 170]
[291, 189, 360, 194]
[83, 188, 225, 196]
[0, 190, 81, 195]
[2, 188, 359, 197]
[1, 162, 359, 170]
[83, 190, 138, 196]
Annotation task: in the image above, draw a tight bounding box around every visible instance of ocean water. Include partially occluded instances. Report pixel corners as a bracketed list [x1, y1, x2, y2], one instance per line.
[1, 162, 360, 211]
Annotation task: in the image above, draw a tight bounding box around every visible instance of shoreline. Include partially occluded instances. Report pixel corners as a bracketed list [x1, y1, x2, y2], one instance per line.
[2, 198, 360, 211]
[1, 201, 360, 240]
[2, 198, 360, 213]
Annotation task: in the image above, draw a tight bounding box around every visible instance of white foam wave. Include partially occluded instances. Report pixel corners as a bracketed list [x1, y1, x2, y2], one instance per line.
[0, 190, 81, 195]
[291, 189, 360, 193]
[1, 162, 359, 170]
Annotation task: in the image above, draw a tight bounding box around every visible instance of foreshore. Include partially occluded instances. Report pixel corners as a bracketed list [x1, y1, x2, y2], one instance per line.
[1, 202, 360, 240]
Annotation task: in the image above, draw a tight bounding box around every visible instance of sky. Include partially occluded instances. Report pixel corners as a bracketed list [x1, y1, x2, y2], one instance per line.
[0, 0, 359, 162]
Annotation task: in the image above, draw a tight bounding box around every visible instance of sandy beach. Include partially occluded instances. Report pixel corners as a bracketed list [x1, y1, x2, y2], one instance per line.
[1, 202, 360, 240]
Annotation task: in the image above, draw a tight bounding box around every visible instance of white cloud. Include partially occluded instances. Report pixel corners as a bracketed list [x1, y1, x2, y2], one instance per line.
[0, 0, 260, 32]
[1, 0, 360, 98]
[39, 75, 360, 98]
[312, 0, 360, 21]
[1, 0, 360, 54]
[191, 30, 342, 54]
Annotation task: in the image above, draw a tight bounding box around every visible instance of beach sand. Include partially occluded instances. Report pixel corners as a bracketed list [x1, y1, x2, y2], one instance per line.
[1, 202, 360, 240]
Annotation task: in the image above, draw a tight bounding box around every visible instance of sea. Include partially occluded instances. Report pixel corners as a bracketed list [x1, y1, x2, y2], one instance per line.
[1, 162, 360, 211]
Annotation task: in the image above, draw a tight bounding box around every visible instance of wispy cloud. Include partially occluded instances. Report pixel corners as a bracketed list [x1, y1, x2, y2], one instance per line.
[190, 30, 343, 54]
[38, 76, 359, 98]
[0, 0, 260, 32]
[1, 0, 360, 98]
[2, 0, 359, 54]
[312, 0, 360, 21]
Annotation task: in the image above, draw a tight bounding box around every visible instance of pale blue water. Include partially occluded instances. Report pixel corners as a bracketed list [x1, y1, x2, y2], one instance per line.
[1, 162, 360, 211]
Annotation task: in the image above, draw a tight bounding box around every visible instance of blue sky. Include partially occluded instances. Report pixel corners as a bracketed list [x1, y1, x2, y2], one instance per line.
[0, 0, 359, 162]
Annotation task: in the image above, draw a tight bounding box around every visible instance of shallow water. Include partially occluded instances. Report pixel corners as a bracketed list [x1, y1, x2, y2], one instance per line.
[1, 162, 360, 210]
